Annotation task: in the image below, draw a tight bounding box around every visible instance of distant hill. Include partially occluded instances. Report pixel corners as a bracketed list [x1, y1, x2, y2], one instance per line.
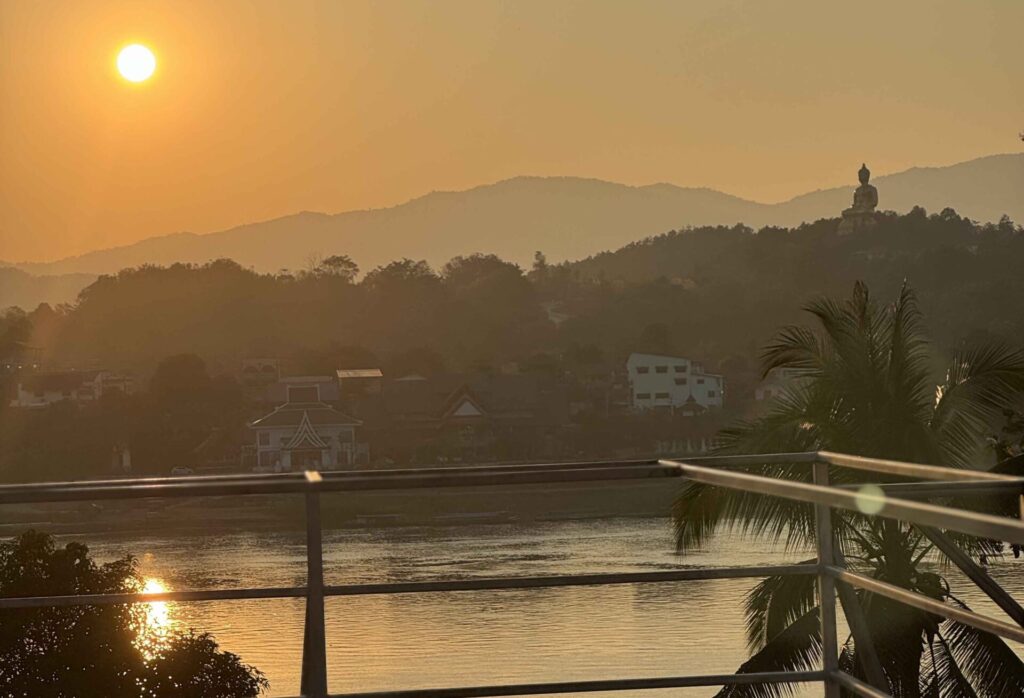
[0, 267, 96, 310]
[6, 152, 1022, 286]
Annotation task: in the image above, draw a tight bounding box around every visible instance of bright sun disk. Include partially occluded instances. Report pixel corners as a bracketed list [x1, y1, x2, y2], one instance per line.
[117, 44, 156, 82]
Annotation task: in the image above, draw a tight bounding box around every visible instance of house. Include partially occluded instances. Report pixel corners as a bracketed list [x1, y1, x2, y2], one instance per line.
[626, 352, 724, 412]
[345, 372, 569, 464]
[755, 367, 810, 402]
[249, 379, 366, 472]
[10, 370, 134, 408]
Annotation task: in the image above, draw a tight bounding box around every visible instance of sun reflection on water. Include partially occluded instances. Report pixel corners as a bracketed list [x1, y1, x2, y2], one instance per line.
[136, 577, 175, 658]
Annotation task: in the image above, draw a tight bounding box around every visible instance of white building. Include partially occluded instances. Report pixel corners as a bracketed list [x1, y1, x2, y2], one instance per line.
[626, 352, 724, 412]
[249, 380, 364, 472]
[10, 370, 134, 408]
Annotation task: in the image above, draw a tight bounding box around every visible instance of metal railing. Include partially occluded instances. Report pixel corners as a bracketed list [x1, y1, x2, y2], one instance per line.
[2, 452, 1024, 697]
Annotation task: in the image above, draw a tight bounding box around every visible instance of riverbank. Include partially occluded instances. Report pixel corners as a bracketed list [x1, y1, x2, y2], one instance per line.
[0, 479, 679, 537]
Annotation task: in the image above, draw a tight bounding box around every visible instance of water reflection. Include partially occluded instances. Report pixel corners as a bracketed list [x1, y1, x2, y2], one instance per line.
[137, 577, 174, 657]
[81, 519, 1024, 698]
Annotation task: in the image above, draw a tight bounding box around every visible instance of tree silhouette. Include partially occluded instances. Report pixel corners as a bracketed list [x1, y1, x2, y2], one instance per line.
[674, 282, 1024, 696]
[0, 530, 267, 697]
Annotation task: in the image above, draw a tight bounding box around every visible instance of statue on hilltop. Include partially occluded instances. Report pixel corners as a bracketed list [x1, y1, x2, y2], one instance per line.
[838, 163, 878, 235]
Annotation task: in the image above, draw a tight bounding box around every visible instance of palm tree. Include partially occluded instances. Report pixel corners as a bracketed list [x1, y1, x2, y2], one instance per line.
[674, 281, 1024, 697]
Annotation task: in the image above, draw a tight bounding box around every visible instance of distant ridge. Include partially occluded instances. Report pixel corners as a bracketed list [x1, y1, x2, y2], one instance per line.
[3, 153, 1021, 295]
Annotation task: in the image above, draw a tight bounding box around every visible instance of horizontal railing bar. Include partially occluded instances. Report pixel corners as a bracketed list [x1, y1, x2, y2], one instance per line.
[663, 451, 820, 467]
[0, 459, 665, 494]
[826, 567, 1024, 644]
[836, 479, 1024, 498]
[4, 450, 1010, 506]
[0, 586, 308, 609]
[0, 464, 683, 505]
[0, 565, 817, 610]
[0, 454, 826, 505]
[831, 671, 892, 698]
[817, 451, 1016, 482]
[663, 460, 1024, 544]
[321, 670, 827, 698]
[325, 565, 818, 596]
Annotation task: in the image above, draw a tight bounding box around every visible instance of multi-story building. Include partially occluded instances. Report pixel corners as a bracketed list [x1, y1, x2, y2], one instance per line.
[10, 370, 134, 408]
[626, 352, 724, 412]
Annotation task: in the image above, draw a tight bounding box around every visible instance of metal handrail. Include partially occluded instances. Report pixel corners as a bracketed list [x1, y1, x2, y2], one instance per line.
[2, 452, 1024, 698]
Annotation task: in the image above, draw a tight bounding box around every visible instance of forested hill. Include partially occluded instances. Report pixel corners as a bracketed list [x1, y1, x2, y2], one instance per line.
[8, 153, 1022, 282]
[557, 207, 1024, 353]
[7, 207, 1022, 388]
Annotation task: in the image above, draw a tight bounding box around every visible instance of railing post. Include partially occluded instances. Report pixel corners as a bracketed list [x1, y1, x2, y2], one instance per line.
[814, 462, 840, 698]
[300, 471, 328, 698]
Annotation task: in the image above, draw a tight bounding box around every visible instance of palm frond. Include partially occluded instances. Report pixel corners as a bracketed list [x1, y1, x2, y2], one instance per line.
[760, 326, 827, 377]
[932, 343, 1024, 467]
[672, 467, 816, 552]
[920, 632, 979, 698]
[941, 607, 1024, 697]
[743, 565, 817, 652]
[714, 606, 822, 698]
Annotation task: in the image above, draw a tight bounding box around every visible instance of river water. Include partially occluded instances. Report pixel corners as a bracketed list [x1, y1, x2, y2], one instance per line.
[66, 515, 1024, 698]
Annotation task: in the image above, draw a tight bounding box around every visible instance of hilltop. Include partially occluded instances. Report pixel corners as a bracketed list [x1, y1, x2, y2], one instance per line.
[2, 153, 1020, 309]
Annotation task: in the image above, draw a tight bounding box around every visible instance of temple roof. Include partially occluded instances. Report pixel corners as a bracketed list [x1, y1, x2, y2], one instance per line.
[249, 401, 361, 429]
[284, 411, 329, 449]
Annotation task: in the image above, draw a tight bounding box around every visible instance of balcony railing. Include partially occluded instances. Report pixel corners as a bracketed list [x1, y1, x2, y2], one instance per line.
[2, 452, 1024, 697]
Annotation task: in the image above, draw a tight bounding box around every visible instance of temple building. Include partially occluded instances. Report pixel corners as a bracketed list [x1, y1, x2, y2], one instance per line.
[249, 378, 366, 471]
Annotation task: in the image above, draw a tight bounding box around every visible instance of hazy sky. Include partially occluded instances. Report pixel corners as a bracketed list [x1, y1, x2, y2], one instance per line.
[1, 0, 1021, 262]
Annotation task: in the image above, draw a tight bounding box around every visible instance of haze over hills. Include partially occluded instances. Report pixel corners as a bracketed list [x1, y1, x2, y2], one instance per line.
[1, 153, 1021, 310]
[0, 268, 97, 311]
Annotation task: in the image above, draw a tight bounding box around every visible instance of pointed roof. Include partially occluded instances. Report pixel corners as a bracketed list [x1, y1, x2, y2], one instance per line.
[441, 385, 487, 420]
[284, 411, 329, 449]
[249, 401, 361, 429]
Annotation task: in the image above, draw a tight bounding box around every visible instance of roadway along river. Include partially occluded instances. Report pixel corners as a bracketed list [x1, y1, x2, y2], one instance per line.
[70, 515, 1024, 698]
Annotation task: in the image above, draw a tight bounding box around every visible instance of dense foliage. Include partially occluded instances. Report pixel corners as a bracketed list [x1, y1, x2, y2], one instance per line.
[0, 530, 267, 697]
[2, 208, 1024, 480]
[1, 209, 1018, 377]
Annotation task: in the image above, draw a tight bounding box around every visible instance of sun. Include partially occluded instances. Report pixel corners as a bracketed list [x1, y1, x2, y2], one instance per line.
[117, 44, 156, 83]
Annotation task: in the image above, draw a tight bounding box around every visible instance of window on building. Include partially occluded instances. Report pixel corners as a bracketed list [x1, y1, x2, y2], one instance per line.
[636, 366, 649, 374]
[636, 393, 651, 399]
[258, 432, 270, 446]
[655, 366, 668, 374]
[674, 365, 687, 373]
[675, 377, 688, 385]
[655, 392, 670, 399]
[708, 390, 717, 398]
[697, 378, 705, 385]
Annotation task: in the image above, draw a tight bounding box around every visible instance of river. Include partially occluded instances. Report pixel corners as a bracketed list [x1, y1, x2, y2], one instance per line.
[62, 514, 1023, 698]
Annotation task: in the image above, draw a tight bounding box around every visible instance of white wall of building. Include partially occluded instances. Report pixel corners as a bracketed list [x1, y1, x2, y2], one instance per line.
[11, 371, 134, 409]
[626, 352, 724, 412]
[254, 424, 357, 471]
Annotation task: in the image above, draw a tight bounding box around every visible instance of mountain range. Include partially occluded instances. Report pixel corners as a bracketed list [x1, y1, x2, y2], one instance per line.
[2, 152, 1021, 309]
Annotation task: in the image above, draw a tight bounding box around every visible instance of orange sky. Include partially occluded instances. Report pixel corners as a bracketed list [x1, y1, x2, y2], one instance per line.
[1, 0, 1022, 262]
